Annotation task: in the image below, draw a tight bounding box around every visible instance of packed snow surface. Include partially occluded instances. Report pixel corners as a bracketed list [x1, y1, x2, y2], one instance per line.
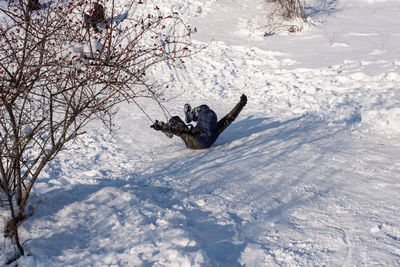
[2, 0, 400, 266]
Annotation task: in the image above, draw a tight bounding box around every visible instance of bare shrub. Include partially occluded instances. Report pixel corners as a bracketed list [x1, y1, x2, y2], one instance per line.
[264, 0, 307, 35]
[0, 0, 198, 258]
[267, 0, 306, 21]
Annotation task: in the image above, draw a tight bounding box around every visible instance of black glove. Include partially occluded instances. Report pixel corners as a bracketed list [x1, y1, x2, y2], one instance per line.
[150, 120, 165, 131]
[240, 94, 247, 106]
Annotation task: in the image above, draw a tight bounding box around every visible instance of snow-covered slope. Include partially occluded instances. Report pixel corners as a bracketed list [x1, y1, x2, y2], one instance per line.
[2, 0, 400, 266]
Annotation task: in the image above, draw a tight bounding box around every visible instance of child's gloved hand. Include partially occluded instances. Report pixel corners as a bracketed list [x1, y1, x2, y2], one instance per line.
[150, 120, 165, 131]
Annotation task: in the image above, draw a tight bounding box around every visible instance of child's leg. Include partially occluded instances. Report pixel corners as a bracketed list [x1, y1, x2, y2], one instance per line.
[216, 102, 244, 134]
[169, 116, 188, 129]
[184, 104, 192, 123]
[168, 116, 192, 146]
[191, 105, 210, 122]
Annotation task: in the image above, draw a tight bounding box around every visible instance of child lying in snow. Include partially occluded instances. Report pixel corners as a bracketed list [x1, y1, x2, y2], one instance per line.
[151, 94, 247, 149]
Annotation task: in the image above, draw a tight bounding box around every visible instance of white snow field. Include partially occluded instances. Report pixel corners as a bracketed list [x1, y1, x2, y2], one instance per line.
[2, 0, 400, 266]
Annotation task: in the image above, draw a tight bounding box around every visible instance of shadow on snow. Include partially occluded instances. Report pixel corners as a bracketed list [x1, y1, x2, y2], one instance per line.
[24, 114, 354, 265]
[144, 113, 352, 265]
[306, 0, 341, 22]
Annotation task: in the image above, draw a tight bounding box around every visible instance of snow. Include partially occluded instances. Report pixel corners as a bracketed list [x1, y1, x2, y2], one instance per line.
[1, 0, 400, 266]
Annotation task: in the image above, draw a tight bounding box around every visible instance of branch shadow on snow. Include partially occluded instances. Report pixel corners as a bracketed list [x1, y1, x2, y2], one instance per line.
[22, 179, 173, 262]
[23, 173, 246, 265]
[20, 180, 127, 262]
[306, 0, 341, 22]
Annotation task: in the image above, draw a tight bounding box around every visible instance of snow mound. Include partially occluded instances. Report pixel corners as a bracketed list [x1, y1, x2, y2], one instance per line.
[362, 107, 400, 135]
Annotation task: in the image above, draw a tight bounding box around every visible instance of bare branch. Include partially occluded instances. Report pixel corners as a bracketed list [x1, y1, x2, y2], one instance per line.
[0, 0, 201, 258]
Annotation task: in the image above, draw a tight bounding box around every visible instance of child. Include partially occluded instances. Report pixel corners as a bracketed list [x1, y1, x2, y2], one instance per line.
[151, 94, 247, 149]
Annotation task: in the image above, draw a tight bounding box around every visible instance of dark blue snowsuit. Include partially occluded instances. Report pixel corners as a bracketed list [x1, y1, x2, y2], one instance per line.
[151, 94, 247, 149]
[192, 109, 219, 148]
